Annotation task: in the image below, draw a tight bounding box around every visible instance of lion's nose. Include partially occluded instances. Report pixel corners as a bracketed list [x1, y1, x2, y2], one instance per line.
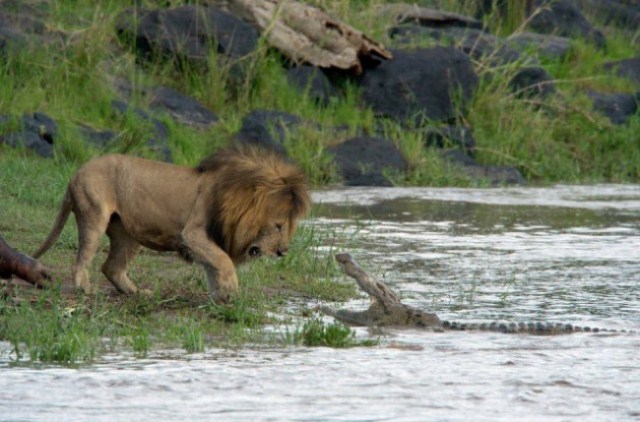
[276, 248, 287, 257]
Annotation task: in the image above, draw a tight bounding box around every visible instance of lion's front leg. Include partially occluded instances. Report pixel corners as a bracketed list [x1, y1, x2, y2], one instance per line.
[180, 228, 238, 304]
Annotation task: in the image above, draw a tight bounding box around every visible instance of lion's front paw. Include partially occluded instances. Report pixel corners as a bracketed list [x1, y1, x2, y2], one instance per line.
[212, 271, 238, 304]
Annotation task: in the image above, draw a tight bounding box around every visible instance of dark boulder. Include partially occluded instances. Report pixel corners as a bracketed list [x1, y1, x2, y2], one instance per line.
[0, 2, 65, 54]
[444, 149, 526, 185]
[604, 57, 640, 87]
[586, 91, 639, 125]
[326, 136, 407, 186]
[111, 100, 172, 162]
[574, 0, 640, 30]
[79, 126, 117, 149]
[234, 110, 304, 155]
[115, 5, 258, 66]
[527, 0, 606, 48]
[424, 125, 476, 154]
[391, 25, 522, 65]
[359, 47, 478, 124]
[505, 32, 572, 60]
[0, 112, 56, 157]
[149, 86, 218, 129]
[381, 4, 483, 30]
[509, 66, 556, 98]
[285, 66, 340, 105]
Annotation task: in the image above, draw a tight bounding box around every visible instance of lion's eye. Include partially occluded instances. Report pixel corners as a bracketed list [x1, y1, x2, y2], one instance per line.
[249, 246, 261, 257]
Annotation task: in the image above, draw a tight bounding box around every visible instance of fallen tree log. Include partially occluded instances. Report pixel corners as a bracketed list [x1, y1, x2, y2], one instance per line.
[0, 236, 51, 287]
[221, 0, 392, 74]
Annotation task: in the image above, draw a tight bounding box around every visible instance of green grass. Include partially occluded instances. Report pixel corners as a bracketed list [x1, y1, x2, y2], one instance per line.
[0, 151, 363, 364]
[2, 0, 638, 185]
[1, 0, 640, 363]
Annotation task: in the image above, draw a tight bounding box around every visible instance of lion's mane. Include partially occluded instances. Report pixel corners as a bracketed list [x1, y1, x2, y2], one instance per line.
[196, 147, 311, 261]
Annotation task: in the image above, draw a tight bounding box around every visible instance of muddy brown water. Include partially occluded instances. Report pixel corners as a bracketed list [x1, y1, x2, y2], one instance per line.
[1, 185, 639, 421]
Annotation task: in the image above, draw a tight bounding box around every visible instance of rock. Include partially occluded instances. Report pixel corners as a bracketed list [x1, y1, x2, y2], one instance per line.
[111, 100, 172, 162]
[574, 0, 640, 30]
[527, 0, 606, 49]
[115, 5, 258, 66]
[234, 110, 304, 155]
[359, 47, 478, 124]
[0, 1, 65, 54]
[0, 112, 56, 157]
[424, 125, 476, 154]
[326, 136, 407, 186]
[509, 66, 556, 98]
[390, 26, 522, 65]
[285, 65, 339, 105]
[604, 57, 640, 86]
[2, 131, 52, 157]
[444, 149, 526, 185]
[378, 3, 483, 29]
[79, 126, 117, 149]
[505, 32, 572, 60]
[586, 91, 639, 125]
[148, 86, 218, 129]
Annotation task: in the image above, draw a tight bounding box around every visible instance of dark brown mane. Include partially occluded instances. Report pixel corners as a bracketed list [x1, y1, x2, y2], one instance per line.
[196, 146, 312, 258]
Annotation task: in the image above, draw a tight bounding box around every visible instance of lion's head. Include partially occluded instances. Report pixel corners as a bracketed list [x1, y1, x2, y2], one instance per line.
[197, 147, 311, 264]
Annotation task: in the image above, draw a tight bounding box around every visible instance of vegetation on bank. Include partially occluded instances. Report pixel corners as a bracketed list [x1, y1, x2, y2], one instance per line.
[0, 0, 639, 184]
[1, 0, 639, 363]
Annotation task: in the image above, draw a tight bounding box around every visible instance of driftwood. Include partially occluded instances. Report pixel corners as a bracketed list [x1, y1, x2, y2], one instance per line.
[322, 254, 634, 335]
[0, 236, 51, 287]
[220, 0, 392, 74]
[321, 253, 442, 329]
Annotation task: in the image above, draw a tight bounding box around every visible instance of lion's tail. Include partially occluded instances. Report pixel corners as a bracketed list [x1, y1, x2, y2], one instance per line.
[33, 189, 73, 259]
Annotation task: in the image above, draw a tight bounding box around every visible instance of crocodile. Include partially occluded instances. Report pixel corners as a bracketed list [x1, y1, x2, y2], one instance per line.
[320, 254, 634, 335]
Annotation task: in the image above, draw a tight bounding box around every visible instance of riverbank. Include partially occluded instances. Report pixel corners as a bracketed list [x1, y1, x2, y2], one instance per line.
[0, 0, 639, 186]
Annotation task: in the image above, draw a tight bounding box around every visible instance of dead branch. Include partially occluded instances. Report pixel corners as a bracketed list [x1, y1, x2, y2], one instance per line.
[224, 0, 392, 74]
[0, 236, 51, 287]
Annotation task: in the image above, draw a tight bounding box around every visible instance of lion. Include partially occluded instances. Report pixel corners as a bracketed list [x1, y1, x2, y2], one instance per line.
[33, 147, 311, 303]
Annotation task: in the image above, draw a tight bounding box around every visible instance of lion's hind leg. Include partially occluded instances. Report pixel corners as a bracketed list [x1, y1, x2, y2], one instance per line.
[102, 218, 142, 295]
[73, 209, 111, 294]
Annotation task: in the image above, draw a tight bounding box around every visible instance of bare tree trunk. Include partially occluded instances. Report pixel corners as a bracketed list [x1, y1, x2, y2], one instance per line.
[0, 236, 51, 287]
[223, 0, 392, 74]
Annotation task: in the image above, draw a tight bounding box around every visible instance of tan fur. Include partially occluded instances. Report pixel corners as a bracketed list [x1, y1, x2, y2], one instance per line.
[33, 147, 311, 302]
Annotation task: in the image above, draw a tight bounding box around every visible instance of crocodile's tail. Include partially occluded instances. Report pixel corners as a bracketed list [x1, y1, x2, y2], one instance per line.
[441, 320, 635, 335]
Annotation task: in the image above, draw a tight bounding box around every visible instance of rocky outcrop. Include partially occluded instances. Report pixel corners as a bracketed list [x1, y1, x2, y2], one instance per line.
[575, 0, 640, 30]
[285, 66, 339, 106]
[505, 32, 571, 60]
[359, 47, 478, 124]
[0, 1, 65, 55]
[444, 149, 526, 186]
[391, 26, 522, 66]
[527, 0, 606, 48]
[234, 109, 305, 155]
[509, 66, 556, 99]
[586, 91, 639, 125]
[148, 87, 219, 129]
[326, 136, 407, 187]
[604, 57, 640, 86]
[0, 113, 56, 157]
[115, 5, 259, 66]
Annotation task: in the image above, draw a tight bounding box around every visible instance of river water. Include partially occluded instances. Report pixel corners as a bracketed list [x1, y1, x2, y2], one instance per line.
[1, 185, 639, 421]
